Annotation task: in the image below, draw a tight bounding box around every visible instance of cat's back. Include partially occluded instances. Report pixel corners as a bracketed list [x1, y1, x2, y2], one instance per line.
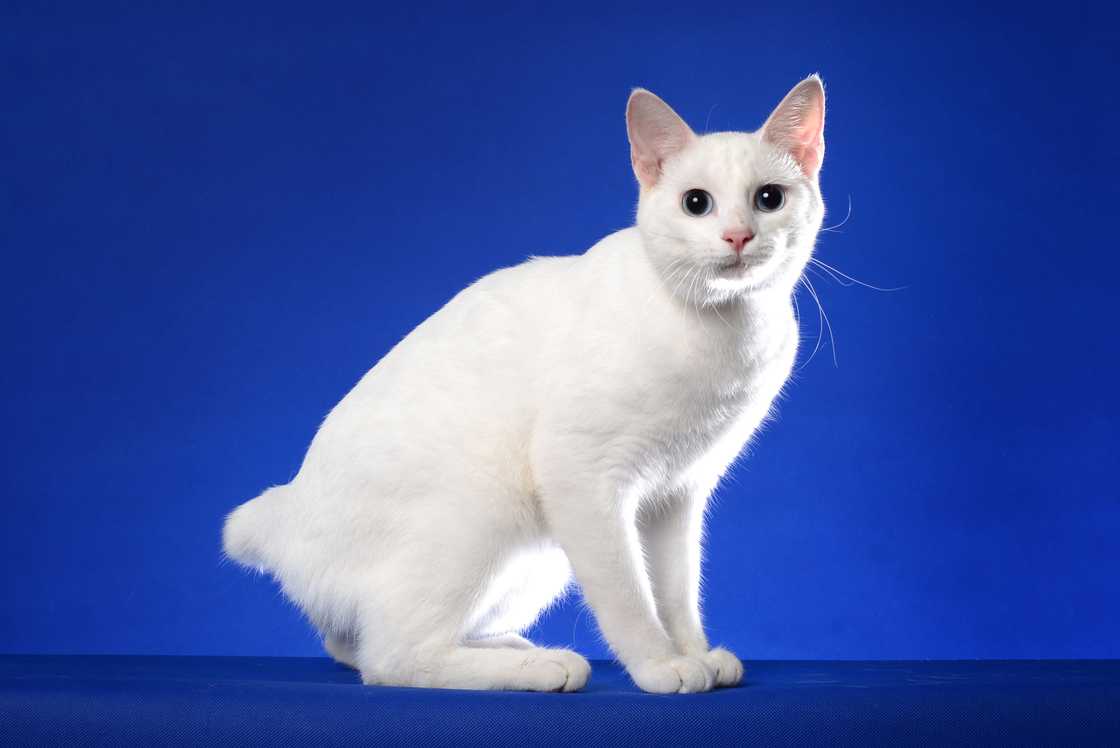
[379, 250, 584, 373]
[299, 232, 637, 487]
[344, 229, 637, 396]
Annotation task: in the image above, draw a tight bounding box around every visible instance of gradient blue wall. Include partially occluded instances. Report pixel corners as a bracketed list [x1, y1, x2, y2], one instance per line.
[2, 2, 1117, 660]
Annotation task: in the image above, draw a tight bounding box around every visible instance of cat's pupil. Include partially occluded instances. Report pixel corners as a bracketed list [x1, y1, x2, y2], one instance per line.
[682, 189, 713, 217]
[754, 184, 785, 212]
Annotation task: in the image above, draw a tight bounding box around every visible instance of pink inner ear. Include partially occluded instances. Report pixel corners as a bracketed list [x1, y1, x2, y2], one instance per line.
[763, 79, 826, 177]
[790, 136, 823, 177]
[631, 148, 662, 188]
[627, 90, 694, 190]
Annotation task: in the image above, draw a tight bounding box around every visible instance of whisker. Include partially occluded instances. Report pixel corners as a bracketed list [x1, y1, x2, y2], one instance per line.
[686, 267, 704, 325]
[703, 103, 719, 133]
[820, 194, 853, 233]
[809, 257, 906, 293]
[802, 275, 837, 368]
[678, 266, 701, 325]
[660, 258, 688, 288]
[795, 278, 824, 369]
[669, 264, 696, 309]
[709, 295, 735, 332]
[644, 258, 688, 313]
[806, 263, 837, 287]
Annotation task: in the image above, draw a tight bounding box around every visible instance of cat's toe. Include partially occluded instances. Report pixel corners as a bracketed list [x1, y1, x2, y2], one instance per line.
[672, 656, 716, 693]
[536, 648, 591, 692]
[517, 656, 570, 692]
[702, 647, 744, 687]
[631, 655, 715, 694]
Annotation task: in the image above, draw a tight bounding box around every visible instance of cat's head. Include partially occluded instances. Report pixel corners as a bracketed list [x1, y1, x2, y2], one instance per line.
[628, 77, 826, 303]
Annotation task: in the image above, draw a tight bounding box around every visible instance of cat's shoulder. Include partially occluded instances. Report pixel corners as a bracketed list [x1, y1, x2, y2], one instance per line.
[523, 226, 641, 267]
[471, 226, 641, 292]
[583, 226, 642, 259]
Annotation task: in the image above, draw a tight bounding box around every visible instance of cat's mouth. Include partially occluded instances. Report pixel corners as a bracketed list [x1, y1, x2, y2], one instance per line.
[712, 254, 777, 286]
[717, 257, 755, 274]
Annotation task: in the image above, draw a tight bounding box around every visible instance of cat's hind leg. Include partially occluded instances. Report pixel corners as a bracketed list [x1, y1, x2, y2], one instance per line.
[350, 538, 588, 691]
[432, 645, 588, 691]
[354, 613, 589, 691]
[465, 543, 573, 642]
[466, 632, 534, 649]
[460, 544, 591, 690]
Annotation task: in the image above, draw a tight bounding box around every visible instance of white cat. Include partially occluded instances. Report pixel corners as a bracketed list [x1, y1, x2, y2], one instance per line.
[223, 76, 826, 693]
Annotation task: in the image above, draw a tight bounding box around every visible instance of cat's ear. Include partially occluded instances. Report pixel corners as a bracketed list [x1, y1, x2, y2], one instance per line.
[762, 75, 826, 178]
[626, 89, 695, 191]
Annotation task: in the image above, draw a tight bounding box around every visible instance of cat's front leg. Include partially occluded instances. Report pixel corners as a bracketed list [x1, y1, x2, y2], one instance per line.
[538, 474, 717, 694]
[638, 487, 744, 688]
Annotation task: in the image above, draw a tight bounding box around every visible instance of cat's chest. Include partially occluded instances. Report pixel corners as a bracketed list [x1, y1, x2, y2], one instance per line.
[674, 333, 791, 427]
[645, 304, 797, 447]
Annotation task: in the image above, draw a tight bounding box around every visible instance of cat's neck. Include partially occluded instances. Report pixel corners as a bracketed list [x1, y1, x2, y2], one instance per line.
[694, 290, 797, 351]
[721, 286, 796, 318]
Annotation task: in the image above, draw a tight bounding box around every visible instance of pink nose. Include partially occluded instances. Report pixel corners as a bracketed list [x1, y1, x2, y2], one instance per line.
[722, 228, 754, 254]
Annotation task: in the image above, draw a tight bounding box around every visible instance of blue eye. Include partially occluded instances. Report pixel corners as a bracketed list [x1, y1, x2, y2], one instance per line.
[754, 184, 785, 212]
[682, 189, 713, 216]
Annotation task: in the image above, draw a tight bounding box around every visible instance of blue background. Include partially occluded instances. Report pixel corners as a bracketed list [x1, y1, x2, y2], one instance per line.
[2, 2, 1117, 661]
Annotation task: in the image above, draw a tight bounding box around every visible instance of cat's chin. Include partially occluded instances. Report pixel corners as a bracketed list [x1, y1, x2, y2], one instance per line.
[709, 259, 773, 291]
[704, 274, 756, 301]
[706, 268, 797, 301]
[711, 249, 809, 298]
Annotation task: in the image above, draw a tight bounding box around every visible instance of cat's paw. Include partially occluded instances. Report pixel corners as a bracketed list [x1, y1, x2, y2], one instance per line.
[630, 655, 716, 694]
[531, 647, 592, 692]
[700, 647, 744, 687]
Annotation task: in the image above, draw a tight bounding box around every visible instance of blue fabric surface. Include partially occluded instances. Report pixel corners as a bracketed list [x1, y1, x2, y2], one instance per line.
[1, 656, 1117, 746]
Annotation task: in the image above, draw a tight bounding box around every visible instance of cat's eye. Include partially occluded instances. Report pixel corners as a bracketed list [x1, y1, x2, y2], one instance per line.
[754, 184, 785, 212]
[681, 189, 713, 217]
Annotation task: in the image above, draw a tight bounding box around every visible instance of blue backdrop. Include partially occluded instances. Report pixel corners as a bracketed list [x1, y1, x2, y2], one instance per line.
[2, 2, 1117, 661]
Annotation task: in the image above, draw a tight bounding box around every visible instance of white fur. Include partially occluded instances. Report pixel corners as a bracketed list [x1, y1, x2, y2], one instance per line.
[223, 77, 826, 693]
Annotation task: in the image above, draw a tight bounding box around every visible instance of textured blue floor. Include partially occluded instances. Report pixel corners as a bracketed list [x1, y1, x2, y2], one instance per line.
[1, 656, 1118, 746]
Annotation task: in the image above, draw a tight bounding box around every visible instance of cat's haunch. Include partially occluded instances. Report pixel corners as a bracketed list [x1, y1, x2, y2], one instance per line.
[223, 76, 826, 693]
